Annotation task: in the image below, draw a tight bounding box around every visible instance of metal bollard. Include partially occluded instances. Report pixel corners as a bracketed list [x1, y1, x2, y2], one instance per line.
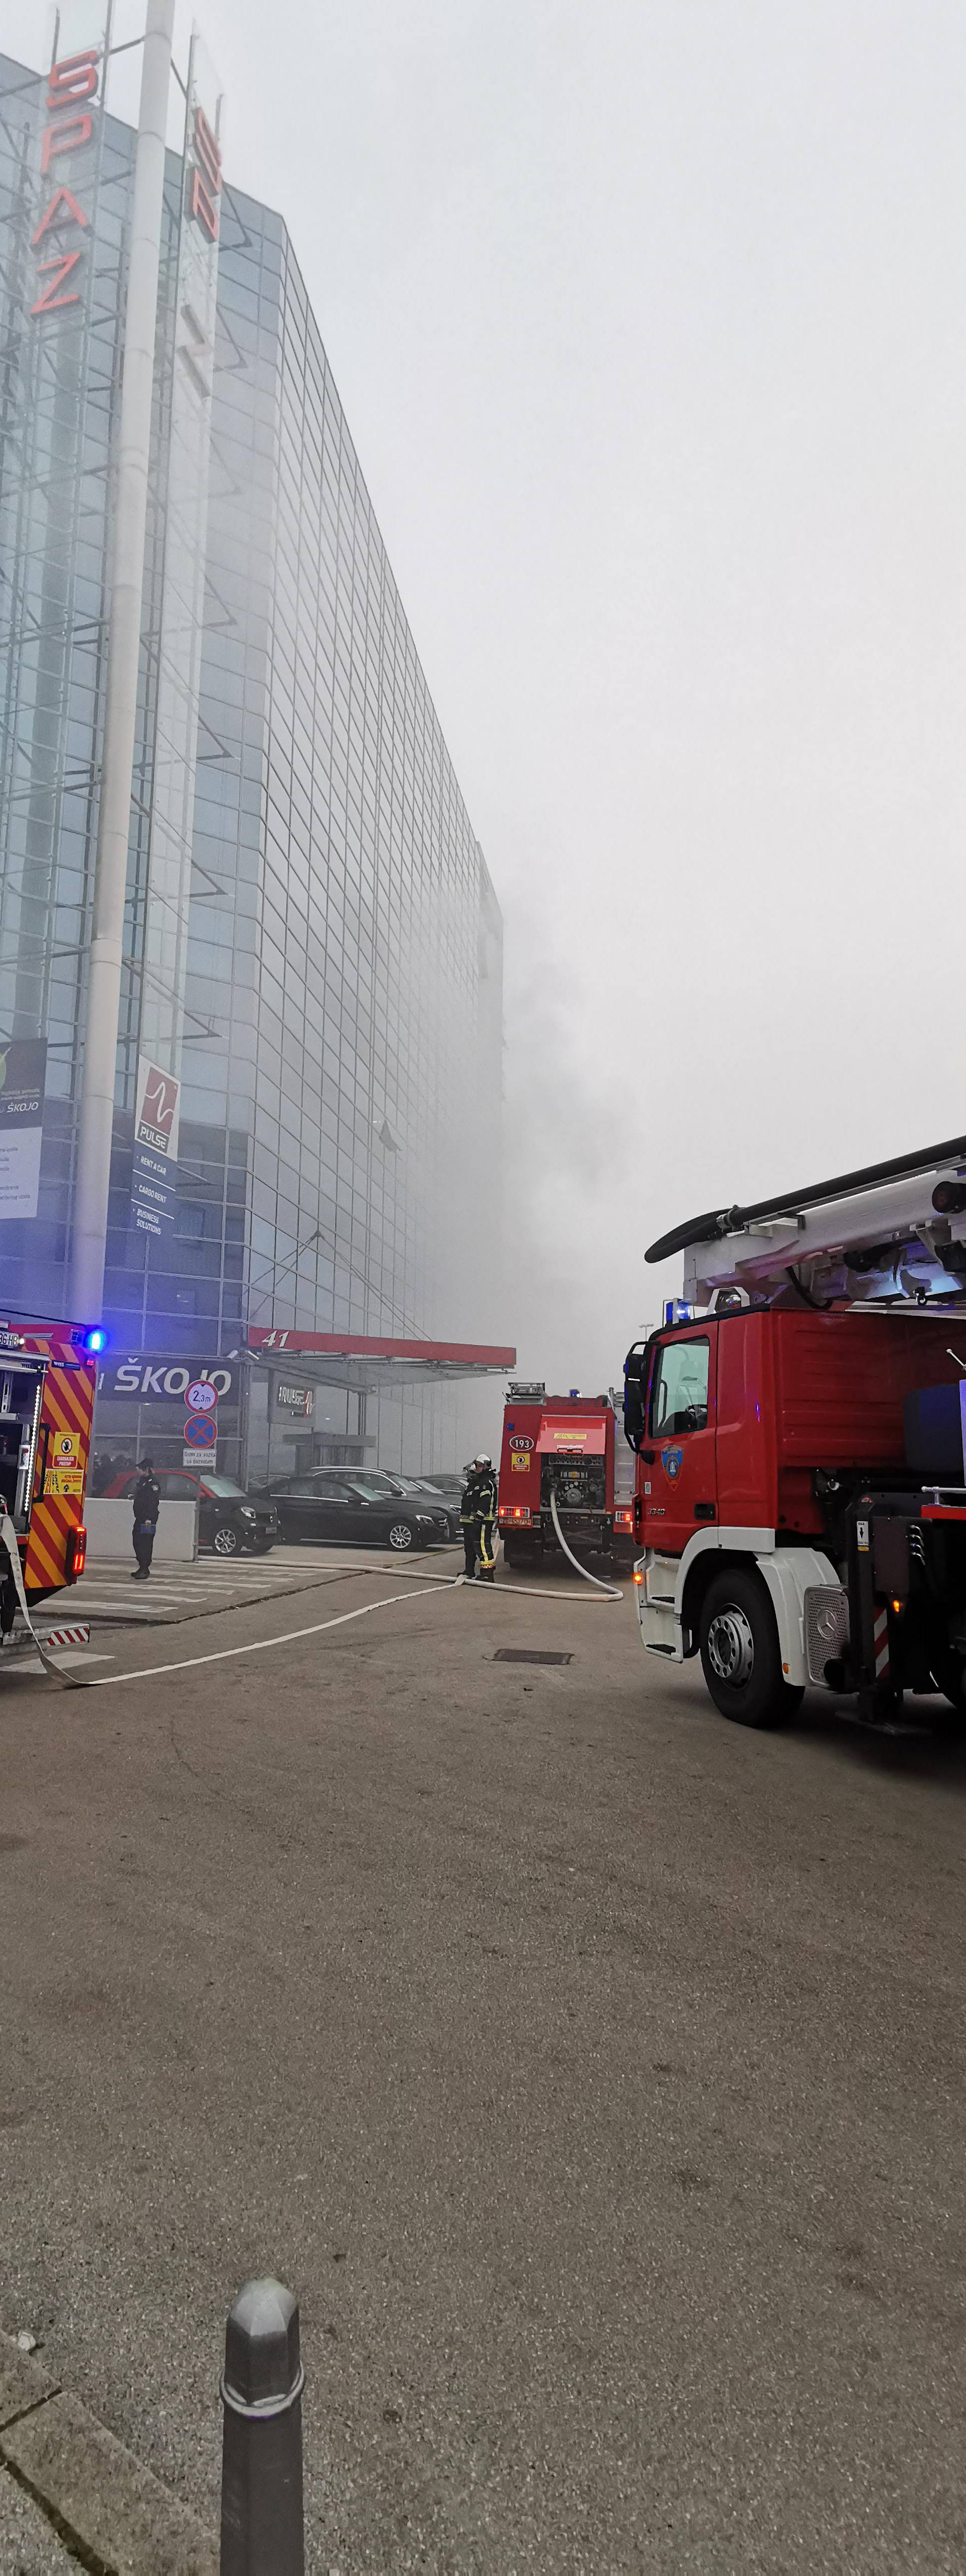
[220, 2277, 305, 2576]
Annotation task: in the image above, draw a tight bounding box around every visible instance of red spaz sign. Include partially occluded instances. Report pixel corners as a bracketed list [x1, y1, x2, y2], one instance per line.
[31, 48, 101, 319]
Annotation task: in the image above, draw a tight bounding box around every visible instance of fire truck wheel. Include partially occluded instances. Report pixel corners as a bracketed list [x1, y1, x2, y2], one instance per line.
[699, 1569, 804, 1729]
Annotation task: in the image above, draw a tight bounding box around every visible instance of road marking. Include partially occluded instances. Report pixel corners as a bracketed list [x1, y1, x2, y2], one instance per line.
[80, 1587, 189, 1600]
[72, 1586, 173, 1607]
[73, 1568, 341, 1593]
[87, 1582, 455, 1688]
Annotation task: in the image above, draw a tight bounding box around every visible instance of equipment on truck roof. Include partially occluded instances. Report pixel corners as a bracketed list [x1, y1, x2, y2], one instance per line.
[646, 1135, 966, 1316]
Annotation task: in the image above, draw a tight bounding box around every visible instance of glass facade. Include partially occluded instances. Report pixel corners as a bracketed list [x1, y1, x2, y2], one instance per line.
[0, 46, 503, 1471]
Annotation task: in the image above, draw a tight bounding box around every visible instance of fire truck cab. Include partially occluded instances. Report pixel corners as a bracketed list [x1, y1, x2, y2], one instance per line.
[625, 1136, 966, 1730]
[498, 1383, 618, 1568]
[0, 1318, 94, 1639]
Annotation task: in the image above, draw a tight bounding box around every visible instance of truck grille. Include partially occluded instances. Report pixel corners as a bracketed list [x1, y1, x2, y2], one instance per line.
[803, 1585, 849, 1684]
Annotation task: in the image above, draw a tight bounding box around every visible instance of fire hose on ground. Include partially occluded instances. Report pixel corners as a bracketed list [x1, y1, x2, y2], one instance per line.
[0, 1493, 624, 1696]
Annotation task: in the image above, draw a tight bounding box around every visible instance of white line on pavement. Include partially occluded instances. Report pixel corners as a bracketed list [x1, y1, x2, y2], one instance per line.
[80, 1587, 193, 1599]
[72, 1593, 174, 1607]
[71, 1586, 170, 1607]
[77, 1556, 337, 1576]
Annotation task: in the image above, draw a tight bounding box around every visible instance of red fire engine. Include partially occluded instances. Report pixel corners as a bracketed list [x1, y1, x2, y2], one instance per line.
[497, 1382, 632, 1567]
[0, 1317, 95, 1637]
[624, 1135, 966, 1729]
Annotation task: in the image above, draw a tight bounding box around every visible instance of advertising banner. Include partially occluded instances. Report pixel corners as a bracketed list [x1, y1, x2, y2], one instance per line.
[0, 1038, 47, 1220]
[97, 1355, 237, 1404]
[131, 1056, 181, 1236]
[275, 1381, 314, 1417]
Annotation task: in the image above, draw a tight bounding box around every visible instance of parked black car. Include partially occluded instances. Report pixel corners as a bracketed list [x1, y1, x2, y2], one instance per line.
[105, 1468, 277, 1556]
[390, 1479, 462, 1539]
[264, 1470, 451, 1551]
[415, 1473, 468, 1515]
[324, 1466, 463, 1539]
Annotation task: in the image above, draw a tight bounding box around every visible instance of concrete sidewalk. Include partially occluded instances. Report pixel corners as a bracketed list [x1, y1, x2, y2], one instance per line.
[0, 2464, 79, 2571]
[0, 2331, 215, 2574]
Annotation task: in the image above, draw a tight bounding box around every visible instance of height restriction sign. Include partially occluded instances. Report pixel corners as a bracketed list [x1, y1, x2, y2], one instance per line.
[185, 1378, 217, 1414]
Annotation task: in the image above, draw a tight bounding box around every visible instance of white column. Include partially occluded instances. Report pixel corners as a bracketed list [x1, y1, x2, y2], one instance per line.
[68, 0, 176, 1325]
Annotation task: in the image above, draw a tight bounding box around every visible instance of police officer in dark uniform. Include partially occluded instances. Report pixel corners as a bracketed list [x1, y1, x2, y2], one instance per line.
[460, 1454, 499, 1582]
[131, 1458, 160, 1580]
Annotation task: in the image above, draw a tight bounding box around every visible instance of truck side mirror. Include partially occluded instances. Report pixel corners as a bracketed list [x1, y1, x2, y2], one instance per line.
[623, 1370, 645, 1448]
[623, 1340, 654, 1451]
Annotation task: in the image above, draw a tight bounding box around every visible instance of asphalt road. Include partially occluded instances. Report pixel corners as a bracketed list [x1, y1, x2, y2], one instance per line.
[2, 1562, 965, 2574]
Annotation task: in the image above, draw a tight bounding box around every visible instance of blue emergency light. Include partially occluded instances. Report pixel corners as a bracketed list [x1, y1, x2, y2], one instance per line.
[84, 1326, 107, 1352]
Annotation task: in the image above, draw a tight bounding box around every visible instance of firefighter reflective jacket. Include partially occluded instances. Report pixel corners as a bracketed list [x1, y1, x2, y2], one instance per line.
[461, 1465, 498, 1524]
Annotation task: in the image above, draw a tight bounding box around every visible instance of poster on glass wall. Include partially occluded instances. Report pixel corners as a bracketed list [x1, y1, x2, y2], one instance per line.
[131, 1056, 181, 1237]
[0, 1038, 47, 1220]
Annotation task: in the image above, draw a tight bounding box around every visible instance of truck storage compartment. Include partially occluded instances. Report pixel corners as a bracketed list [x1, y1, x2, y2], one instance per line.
[771, 1315, 962, 1533]
[773, 1313, 962, 1470]
[714, 1311, 965, 1537]
[0, 1362, 44, 1530]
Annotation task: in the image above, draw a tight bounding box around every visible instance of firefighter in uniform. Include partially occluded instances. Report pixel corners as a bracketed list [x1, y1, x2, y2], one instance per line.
[460, 1454, 499, 1582]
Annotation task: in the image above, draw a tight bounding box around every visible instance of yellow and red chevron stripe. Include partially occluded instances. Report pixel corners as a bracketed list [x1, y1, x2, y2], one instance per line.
[25, 1358, 96, 1598]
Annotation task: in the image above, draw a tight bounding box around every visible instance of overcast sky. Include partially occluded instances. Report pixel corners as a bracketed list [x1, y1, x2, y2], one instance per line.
[13, 2, 966, 1394]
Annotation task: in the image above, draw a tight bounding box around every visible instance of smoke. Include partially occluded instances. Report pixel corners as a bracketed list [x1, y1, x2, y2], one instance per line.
[502, 889, 651, 1395]
[6, 0, 965, 1416]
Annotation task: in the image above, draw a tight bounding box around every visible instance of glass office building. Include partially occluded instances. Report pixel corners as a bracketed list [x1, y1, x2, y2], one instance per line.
[0, 41, 503, 1471]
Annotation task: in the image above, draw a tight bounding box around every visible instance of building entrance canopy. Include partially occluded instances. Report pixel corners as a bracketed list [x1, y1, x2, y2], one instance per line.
[246, 1330, 516, 1394]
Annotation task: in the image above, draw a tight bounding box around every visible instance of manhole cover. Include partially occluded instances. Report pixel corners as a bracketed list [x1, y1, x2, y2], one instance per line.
[492, 1648, 573, 1666]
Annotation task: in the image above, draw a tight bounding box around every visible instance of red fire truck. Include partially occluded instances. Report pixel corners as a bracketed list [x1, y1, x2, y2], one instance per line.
[624, 1135, 966, 1729]
[0, 1317, 95, 1638]
[497, 1382, 631, 1567]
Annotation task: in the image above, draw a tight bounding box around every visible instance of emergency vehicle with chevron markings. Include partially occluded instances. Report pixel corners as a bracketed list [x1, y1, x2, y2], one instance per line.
[0, 1317, 94, 1636]
[623, 1135, 966, 1732]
